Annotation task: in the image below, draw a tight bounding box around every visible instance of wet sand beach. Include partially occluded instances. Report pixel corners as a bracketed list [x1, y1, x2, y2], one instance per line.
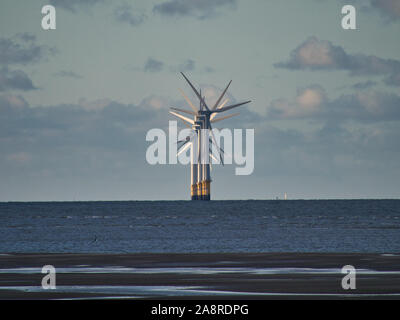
[0, 253, 399, 299]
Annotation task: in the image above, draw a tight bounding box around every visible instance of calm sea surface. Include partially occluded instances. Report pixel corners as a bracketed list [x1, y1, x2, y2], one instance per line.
[0, 200, 399, 253]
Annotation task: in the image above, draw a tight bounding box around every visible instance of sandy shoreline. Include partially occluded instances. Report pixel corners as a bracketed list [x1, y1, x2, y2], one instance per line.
[0, 253, 400, 299]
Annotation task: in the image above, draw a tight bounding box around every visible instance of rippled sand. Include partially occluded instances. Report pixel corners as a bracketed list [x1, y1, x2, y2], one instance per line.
[0, 253, 400, 299]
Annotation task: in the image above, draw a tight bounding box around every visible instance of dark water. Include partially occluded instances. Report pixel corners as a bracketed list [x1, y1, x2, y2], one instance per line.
[0, 200, 399, 253]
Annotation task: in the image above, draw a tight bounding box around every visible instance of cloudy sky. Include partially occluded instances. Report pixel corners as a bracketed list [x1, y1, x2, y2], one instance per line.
[0, 0, 399, 201]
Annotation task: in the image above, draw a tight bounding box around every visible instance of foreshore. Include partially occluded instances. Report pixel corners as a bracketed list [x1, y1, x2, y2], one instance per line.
[0, 253, 399, 299]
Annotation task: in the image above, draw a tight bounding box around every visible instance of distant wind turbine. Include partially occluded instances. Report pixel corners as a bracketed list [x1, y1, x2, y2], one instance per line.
[169, 72, 251, 200]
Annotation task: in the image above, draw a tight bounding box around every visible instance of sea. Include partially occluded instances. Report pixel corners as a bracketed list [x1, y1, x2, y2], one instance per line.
[0, 200, 399, 253]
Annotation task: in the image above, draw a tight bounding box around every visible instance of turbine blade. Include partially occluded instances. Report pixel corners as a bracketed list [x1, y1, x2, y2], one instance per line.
[208, 141, 219, 168]
[209, 126, 224, 166]
[210, 98, 229, 120]
[214, 100, 251, 113]
[178, 131, 195, 144]
[169, 111, 194, 125]
[209, 151, 218, 167]
[211, 80, 232, 110]
[180, 72, 210, 111]
[177, 141, 191, 156]
[178, 88, 198, 113]
[197, 130, 201, 164]
[219, 98, 229, 109]
[170, 107, 196, 116]
[211, 112, 239, 123]
[180, 119, 192, 129]
[209, 124, 224, 151]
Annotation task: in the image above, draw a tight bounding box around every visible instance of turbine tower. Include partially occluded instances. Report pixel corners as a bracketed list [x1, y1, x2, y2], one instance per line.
[170, 72, 251, 200]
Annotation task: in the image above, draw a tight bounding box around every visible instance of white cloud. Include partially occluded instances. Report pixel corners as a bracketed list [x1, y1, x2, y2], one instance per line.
[268, 86, 326, 118]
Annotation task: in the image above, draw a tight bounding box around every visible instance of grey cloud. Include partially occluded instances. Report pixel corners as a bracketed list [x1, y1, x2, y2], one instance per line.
[114, 5, 147, 27]
[346, 54, 400, 77]
[265, 121, 400, 179]
[170, 59, 196, 72]
[384, 73, 400, 86]
[140, 58, 207, 74]
[0, 95, 174, 200]
[0, 34, 56, 66]
[267, 85, 400, 122]
[0, 94, 29, 112]
[172, 61, 218, 74]
[0, 96, 167, 153]
[49, 0, 104, 13]
[328, 91, 400, 122]
[53, 70, 83, 79]
[236, 113, 400, 199]
[178, 59, 195, 72]
[351, 80, 377, 90]
[144, 58, 164, 72]
[0, 67, 36, 92]
[153, 0, 236, 19]
[251, 102, 400, 194]
[322, 0, 400, 22]
[275, 36, 400, 86]
[371, 0, 400, 21]
[15, 33, 36, 43]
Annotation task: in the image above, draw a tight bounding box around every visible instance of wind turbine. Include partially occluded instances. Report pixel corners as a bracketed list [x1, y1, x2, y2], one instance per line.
[169, 72, 251, 200]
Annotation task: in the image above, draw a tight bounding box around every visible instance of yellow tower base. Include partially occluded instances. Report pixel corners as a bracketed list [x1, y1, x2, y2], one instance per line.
[196, 182, 202, 200]
[201, 180, 211, 201]
[191, 181, 211, 200]
[191, 184, 198, 200]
